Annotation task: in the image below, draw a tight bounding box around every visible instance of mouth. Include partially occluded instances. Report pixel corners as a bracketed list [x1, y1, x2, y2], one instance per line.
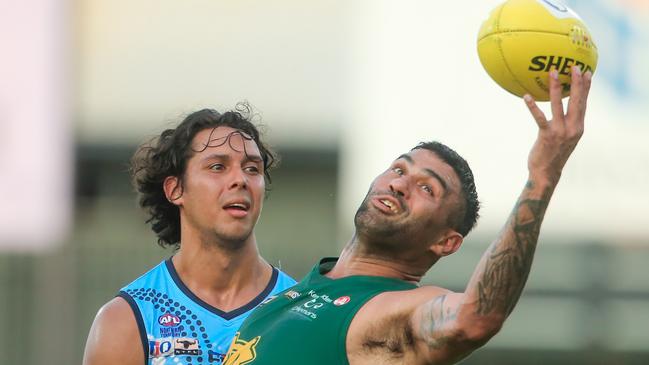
[371, 196, 402, 214]
[223, 201, 251, 218]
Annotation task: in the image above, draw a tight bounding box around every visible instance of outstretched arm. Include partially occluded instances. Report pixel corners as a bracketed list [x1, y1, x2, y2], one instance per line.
[412, 66, 593, 364]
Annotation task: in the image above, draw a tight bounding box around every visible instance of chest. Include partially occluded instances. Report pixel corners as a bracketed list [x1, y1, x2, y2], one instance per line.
[124, 286, 246, 365]
[248, 287, 359, 332]
[231, 285, 372, 365]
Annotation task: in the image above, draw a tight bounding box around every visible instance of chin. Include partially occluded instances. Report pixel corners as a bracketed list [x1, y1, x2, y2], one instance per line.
[355, 212, 402, 239]
[212, 228, 253, 250]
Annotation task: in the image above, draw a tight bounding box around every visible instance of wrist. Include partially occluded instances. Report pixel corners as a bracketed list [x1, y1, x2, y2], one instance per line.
[525, 174, 559, 198]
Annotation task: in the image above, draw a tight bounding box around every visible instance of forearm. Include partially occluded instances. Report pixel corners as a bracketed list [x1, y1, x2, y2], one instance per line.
[464, 176, 555, 322]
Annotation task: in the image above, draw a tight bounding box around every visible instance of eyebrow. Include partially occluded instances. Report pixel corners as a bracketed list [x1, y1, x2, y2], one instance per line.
[396, 154, 448, 192]
[202, 153, 263, 164]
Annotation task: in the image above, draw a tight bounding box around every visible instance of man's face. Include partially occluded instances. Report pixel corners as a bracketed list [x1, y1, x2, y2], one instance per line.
[172, 126, 265, 247]
[354, 148, 462, 249]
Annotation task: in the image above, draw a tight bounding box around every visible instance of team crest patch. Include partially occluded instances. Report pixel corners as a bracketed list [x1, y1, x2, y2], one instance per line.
[222, 332, 261, 365]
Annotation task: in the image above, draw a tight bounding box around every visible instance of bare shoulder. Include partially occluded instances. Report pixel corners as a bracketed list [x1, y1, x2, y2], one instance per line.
[83, 296, 144, 365]
[346, 286, 453, 365]
[364, 285, 454, 313]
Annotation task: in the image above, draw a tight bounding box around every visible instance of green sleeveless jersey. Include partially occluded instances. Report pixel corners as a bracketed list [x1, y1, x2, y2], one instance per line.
[222, 258, 417, 365]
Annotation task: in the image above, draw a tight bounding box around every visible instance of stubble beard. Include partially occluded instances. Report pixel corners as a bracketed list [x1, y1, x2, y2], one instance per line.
[354, 196, 411, 245]
[202, 223, 254, 252]
[182, 203, 257, 251]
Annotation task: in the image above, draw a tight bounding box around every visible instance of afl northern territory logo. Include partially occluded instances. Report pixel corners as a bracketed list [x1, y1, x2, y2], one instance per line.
[223, 333, 260, 365]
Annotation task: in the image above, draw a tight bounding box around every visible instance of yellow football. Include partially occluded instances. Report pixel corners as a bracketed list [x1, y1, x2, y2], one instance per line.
[477, 0, 598, 100]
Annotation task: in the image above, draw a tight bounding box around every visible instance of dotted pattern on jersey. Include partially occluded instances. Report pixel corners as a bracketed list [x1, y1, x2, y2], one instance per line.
[124, 288, 220, 364]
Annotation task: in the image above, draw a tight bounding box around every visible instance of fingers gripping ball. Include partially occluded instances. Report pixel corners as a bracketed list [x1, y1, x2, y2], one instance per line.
[477, 0, 597, 100]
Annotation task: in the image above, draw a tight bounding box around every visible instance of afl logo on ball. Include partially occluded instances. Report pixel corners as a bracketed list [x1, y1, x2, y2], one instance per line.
[333, 296, 350, 306]
[158, 313, 181, 327]
[541, 0, 568, 12]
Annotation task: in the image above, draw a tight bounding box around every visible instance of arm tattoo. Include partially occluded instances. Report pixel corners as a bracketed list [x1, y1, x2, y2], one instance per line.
[476, 180, 550, 316]
[420, 295, 460, 349]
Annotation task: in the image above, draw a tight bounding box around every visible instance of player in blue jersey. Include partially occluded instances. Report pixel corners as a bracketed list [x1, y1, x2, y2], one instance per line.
[82, 104, 296, 365]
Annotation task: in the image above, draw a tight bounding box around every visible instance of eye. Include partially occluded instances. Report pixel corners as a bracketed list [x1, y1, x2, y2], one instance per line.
[420, 184, 433, 195]
[392, 167, 404, 176]
[244, 165, 260, 174]
[209, 163, 224, 171]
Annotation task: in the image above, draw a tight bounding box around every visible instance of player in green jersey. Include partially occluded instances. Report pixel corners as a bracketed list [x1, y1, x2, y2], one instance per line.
[225, 67, 592, 365]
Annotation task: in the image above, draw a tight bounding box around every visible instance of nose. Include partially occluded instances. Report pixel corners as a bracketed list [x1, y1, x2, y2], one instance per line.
[389, 175, 409, 199]
[228, 167, 248, 190]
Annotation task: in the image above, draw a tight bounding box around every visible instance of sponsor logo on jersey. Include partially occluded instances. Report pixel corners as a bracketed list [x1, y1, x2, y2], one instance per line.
[307, 290, 333, 303]
[208, 350, 226, 363]
[291, 305, 319, 319]
[284, 290, 301, 300]
[174, 337, 202, 356]
[158, 313, 181, 327]
[222, 332, 260, 365]
[334, 296, 351, 306]
[149, 337, 174, 358]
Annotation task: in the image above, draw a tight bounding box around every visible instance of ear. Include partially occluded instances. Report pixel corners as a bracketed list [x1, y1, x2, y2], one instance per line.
[163, 176, 184, 205]
[429, 230, 464, 257]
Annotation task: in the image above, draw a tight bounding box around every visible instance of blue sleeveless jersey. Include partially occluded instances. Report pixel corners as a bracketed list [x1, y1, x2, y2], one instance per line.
[119, 258, 296, 365]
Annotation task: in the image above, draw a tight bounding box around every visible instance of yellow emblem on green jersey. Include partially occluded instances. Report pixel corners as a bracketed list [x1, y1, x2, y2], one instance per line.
[223, 332, 261, 365]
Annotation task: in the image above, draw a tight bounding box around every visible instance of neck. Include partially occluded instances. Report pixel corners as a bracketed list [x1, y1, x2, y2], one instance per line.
[326, 234, 436, 283]
[173, 237, 266, 291]
[172, 230, 271, 311]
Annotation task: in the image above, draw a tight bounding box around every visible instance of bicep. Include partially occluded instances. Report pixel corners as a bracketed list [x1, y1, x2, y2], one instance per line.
[412, 293, 463, 348]
[83, 297, 144, 365]
[411, 293, 479, 364]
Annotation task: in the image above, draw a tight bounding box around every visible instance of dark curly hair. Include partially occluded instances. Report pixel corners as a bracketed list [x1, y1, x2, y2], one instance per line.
[412, 141, 480, 237]
[130, 103, 278, 249]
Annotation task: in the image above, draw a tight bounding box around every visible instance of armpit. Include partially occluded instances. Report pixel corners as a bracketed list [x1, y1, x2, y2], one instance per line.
[360, 312, 416, 358]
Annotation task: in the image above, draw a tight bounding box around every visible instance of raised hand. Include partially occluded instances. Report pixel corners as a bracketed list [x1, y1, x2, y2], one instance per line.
[523, 66, 593, 186]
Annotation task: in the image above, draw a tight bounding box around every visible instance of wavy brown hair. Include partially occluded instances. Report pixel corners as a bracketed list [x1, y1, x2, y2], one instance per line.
[130, 103, 277, 248]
